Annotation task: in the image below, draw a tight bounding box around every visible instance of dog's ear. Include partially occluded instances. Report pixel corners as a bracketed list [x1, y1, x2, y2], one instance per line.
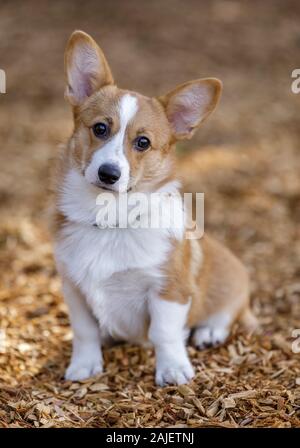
[159, 78, 222, 140]
[64, 30, 114, 106]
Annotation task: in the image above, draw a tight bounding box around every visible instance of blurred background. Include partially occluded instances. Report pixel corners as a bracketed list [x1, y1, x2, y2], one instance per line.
[0, 0, 299, 428]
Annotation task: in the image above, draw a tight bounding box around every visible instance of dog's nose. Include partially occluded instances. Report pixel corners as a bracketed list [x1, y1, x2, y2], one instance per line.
[98, 163, 121, 185]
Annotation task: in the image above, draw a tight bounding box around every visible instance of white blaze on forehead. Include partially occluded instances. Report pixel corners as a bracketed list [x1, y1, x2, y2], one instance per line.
[119, 94, 138, 131]
[85, 93, 138, 192]
[111, 93, 138, 157]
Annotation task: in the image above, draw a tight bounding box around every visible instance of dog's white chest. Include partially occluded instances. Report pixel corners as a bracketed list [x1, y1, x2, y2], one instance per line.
[55, 223, 170, 342]
[88, 268, 154, 343]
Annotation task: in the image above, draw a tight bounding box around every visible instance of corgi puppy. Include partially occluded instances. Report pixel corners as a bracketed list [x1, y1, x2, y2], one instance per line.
[52, 31, 256, 386]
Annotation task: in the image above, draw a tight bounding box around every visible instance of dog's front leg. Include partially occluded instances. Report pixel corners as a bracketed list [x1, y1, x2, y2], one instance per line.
[63, 278, 103, 381]
[148, 295, 195, 386]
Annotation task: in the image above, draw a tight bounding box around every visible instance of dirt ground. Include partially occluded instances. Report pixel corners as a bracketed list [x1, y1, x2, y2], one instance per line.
[0, 0, 300, 427]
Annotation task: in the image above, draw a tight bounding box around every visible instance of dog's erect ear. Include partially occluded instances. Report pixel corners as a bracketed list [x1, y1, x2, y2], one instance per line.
[64, 30, 114, 106]
[159, 78, 222, 140]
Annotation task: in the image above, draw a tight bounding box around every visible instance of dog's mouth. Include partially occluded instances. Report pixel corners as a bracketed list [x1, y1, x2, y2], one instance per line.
[98, 184, 117, 192]
[91, 181, 132, 194]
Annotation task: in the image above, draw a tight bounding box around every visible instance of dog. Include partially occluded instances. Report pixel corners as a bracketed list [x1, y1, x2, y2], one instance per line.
[51, 30, 257, 386]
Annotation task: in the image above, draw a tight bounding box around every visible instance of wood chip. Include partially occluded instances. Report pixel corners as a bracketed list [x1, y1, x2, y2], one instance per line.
[228, 390, 257, 400]
[178, 385, 195, 397]
[222, 398, 236, 409]
[88, 383, 109, 392]
[206, 401, 220, 417]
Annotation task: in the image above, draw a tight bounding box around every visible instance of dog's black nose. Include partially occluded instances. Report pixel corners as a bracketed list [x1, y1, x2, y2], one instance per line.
[98, 163, 121, 185]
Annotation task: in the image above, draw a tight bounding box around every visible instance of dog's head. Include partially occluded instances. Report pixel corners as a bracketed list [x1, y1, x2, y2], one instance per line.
[64, 31, 222, 194]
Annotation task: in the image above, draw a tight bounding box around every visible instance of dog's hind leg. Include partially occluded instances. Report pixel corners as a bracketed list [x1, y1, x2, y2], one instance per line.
[191, 310, 232, 349]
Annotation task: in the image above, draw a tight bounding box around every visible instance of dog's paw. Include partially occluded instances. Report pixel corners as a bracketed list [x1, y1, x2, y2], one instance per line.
[65, 355, 103, 381]
[192, 325, 229, 349]
[155, 359, 195, 387]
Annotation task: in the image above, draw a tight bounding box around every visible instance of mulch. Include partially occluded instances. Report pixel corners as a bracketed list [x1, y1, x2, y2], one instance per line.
[0, 140, 299, 428]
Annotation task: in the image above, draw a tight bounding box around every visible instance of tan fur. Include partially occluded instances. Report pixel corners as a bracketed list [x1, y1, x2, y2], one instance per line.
[64, 31, 114, 106]
[159, 79, 222, 141]
[55, 84, 176, 195]
[162, 234, 252, 329]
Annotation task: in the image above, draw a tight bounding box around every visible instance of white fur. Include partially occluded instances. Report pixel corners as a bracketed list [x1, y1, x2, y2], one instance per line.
[62, 278, 103, 381]
[148, 296, 195, 386]
[58, 168, 102, 225]
[56, 183, 183, 281]
[55, 162, 187, 381]
[85, 94, 138, 192]
[192, 311, 231, 349]
[58, 166, 185, 235]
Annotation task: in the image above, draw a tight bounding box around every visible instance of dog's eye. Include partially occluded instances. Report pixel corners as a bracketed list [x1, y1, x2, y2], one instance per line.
[93, 122, 109, 138]
[134, 136, 151, 151]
